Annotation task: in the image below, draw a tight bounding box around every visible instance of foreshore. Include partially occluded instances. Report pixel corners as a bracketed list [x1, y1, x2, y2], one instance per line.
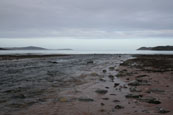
[0, 54, 172, 115]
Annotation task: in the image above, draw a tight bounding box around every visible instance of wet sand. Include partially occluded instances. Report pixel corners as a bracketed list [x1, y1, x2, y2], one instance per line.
[0, 54, 172, 115]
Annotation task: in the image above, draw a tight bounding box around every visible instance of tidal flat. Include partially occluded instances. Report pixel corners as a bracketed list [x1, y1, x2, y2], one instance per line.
[0, 54, 172, 115]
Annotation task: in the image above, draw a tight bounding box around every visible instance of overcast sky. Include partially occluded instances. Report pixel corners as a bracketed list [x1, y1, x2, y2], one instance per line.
[0, 0, 173, 39]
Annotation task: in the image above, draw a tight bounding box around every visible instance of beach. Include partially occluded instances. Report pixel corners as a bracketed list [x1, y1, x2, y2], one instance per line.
[0, 54, 172, 115]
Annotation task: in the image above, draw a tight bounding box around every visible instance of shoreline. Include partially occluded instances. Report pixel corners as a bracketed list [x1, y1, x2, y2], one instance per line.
[0, 54, 172, 115]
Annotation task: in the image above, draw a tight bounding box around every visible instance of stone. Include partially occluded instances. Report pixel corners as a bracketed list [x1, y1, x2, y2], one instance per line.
[99, 78, 106, 82]
[105, 87, 109, 89]
[114, 105, 124, 109]
[125, 94, 143, 99]
[113, 100, 120, 102]
[103, 70, 107, 73]
[87, 61, 94, 64]
[139, 97, 161, 104]
[78, 98, 94, 102]
[108, 75, 114, 81]
[102, 98, 109, 100]
[95, 89, 108, 94]
[146, 88, 165, 94]
[129, 87, 142, 92]
[158, 108, 170, 113]
[101, 103, 105, 106]
[128, 80, 140, 86]
[114, 83, 120, 87]
[109, 67, 115, 71]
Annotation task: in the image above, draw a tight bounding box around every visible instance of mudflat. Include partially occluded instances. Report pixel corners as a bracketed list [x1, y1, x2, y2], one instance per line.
[0, 54, 172, 115]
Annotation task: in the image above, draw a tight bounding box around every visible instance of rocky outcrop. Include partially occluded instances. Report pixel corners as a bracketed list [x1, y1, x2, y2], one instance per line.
[138, 46, 173, 51]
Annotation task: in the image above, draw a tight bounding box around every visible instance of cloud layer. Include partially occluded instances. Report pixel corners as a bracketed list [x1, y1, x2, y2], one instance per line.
[0, 0, 173, 38]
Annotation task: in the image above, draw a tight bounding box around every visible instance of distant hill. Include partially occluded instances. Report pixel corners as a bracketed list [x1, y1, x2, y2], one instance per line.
[0, 48, 8, 50]
[138, 46, 173, 51]
[0, 46, 47, 50]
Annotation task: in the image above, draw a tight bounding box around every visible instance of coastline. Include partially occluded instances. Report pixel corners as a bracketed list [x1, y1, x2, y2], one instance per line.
[0, 54, 172, 115]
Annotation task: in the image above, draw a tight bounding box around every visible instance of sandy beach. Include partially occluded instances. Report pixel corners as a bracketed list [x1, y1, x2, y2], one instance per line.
[0, 54, 172, 115]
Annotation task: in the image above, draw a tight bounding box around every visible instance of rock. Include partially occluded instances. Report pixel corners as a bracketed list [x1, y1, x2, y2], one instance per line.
[99, 78, 106, 82]
[113, 100, 120, 102]
[78, 98, 94, 102]
[87, 61, 94, 64]
[103, 70, 107, 73]
[128, 80, 150, 86]
[102, 98, 109, 100]
[142, 110, 150, 113]
[114, 105, 124, 109]
[125, 94, 143, 99]
[129, 87, 142, 92]
[50, 61, 58, 64]
[139, 96, 161, 104]
[101, 103, 105, 106]
[95, 89, 108, 94]
[12, 94, 26, 99]
[136, 78, 148, 83]
[114, 83, 120, 87]
[105, 87, 109, 89]
[100, 109, 105, 112]
[146, 88, 165, 94]
[128, 80, 140, 86]
[136, 75, 148, 78]
[158, 108, 170, 113]
[108, 75, 114, 81]
[109, 67, 115, 71]
[123, 85, 128, 88]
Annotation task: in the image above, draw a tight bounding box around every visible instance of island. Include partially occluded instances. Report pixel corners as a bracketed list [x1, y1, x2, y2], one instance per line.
[138, 46, 173, 51]
[0, 46, 47, 50]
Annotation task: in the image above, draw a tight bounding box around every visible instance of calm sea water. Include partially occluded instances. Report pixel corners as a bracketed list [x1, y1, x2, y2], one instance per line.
[0, 50, 173, 55]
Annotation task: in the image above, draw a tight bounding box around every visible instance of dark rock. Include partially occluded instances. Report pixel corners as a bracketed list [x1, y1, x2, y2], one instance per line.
[78, 98, 94, 102]
[103, 70, 107, 73]
[100, 109, 105, 112]
[158, 108, 170, 113]
[49, 61, 58, 64]
[87, 61, 94, 64]
[114, 105, 124, 109]
[101, 103, 105, 106]
[108, 75, 114, 81]
[114, 83, 120, 87]
[12, 94, 26, 99]
[109, 67, 115, 71]
[113, 100, 120, 102]
[139, 97, 161, 104]
[128, 80, 140, 86]
[99, 78, 106, 82]
[125, 94, 143, 99]
[102, 98, 109, 100]
[129, 87, 142, 92]
[95, 89, 108, 94]
[105, 87, 109, 89]
[146, 88, 165, 94]
[136, 75, 148, 78]
[128, 80, 150, 86]
[136, 78, 148, 83]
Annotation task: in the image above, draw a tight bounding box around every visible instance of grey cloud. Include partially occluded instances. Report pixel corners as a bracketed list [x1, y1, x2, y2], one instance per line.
[0, 0, 173, 38]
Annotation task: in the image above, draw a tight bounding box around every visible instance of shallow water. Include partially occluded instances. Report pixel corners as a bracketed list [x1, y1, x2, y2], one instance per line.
[0, 54, 130, 114]
[0, 50, 173, 55]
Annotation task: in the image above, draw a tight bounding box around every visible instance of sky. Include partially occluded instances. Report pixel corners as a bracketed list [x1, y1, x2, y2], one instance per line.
[0, 0, 173, 50]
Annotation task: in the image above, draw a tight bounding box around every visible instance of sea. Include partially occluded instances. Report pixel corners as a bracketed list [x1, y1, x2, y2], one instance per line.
[0, 50, 173, 55]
